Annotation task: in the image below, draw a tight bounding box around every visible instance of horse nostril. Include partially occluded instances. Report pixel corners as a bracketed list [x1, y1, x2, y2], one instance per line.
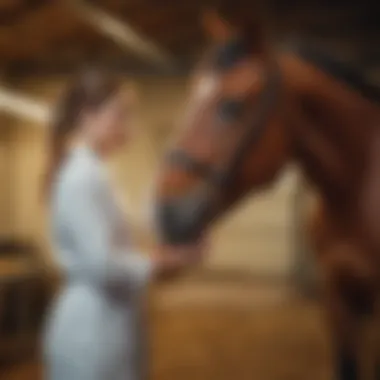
[156, 202, 177, 242]
[156, 193, 212, 244]
[156, 201, 195, 244]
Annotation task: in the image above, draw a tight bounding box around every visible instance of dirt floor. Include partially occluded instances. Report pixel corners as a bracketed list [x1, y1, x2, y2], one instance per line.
[0, 280, 333, 380]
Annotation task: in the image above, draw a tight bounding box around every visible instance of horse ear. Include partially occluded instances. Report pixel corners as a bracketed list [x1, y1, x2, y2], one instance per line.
[201, 8, 234, 42]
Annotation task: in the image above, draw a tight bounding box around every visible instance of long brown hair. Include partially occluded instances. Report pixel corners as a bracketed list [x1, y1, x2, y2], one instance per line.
[43, 68, 121, 198]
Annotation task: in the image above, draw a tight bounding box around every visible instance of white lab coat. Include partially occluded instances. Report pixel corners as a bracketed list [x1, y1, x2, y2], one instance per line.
[43, 144, 153, 380]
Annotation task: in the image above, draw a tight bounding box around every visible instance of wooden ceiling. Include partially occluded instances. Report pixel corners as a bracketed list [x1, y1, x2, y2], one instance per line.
[0, 0, 378, 76]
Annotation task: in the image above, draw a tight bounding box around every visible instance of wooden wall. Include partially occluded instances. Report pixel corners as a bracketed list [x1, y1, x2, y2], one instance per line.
[0, 75, 302, 278]
[0, 117, 12, 236]
[210, 167, 300, 277]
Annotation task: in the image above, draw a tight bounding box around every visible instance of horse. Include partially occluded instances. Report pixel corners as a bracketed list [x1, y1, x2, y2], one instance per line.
[154, 4, 380, 380]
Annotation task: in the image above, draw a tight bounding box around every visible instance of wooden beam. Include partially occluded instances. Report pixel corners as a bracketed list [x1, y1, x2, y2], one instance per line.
[0, 0, 48, 26]
[0, 87, 49, 124]
[7, 59, 190, 78]
[68, 0, 175, 69]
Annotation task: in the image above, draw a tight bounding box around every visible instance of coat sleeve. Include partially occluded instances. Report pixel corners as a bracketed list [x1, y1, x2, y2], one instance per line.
[61, 172, 155, 290]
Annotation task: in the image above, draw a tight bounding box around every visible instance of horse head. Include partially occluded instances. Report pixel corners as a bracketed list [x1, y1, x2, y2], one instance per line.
[155, 4, 291, 244]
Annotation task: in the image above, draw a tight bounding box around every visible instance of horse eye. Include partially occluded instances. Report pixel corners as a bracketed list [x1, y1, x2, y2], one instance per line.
[217, 99, 244, 123]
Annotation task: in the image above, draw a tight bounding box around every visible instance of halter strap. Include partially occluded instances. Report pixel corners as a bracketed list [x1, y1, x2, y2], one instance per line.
[166, 64, 282, 188]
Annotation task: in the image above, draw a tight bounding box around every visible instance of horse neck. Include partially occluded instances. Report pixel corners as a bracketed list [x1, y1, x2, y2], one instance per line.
[279, 53, 377, 210]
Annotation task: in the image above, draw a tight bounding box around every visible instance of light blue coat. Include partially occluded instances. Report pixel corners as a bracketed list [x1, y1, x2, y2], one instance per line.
[43, 145, 153, 380]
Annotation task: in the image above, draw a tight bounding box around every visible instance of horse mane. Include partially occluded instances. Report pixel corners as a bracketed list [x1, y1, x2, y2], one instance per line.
[283, 40, 380, 104]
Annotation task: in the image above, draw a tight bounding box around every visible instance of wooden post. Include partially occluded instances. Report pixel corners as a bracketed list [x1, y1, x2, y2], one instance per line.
[291, 174, 318, 298]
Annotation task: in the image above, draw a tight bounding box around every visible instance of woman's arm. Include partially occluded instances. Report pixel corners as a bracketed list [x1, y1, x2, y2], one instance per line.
[60, 172, 205, 289]
[61, 173, 154, 290]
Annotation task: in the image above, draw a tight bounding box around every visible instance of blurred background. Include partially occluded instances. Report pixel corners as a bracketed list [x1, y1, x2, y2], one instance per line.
[0, 0, 379, 379]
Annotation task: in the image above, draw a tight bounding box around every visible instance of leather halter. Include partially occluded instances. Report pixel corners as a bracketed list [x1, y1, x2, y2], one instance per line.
[166, 64, 282, 188]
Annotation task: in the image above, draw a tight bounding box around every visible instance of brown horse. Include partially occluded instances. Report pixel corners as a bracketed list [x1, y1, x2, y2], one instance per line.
[154, 4, 380, 380]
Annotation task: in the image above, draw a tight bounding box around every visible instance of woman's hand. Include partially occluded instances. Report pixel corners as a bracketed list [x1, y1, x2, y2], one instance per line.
[153, 239, 208, 280]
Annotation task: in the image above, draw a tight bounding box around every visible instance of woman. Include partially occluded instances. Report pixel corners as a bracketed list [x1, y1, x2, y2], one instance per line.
[42, 69, 205, 380]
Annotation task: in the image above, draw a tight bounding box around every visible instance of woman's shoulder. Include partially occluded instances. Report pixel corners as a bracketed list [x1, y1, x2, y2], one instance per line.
[55, 147, 106, 198]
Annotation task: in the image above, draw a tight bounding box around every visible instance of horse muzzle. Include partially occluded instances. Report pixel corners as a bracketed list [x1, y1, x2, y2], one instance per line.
[155, 184, 218, 244]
